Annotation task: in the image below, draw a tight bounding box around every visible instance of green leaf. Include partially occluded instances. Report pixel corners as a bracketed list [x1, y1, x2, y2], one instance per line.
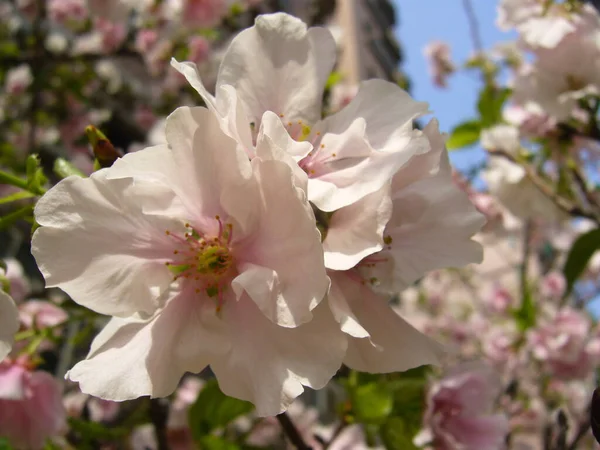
[351, 382, 393, 424]
[0, 437, 15, 450]
[562, 228, 600, 295]
[188, 379, 254, 442]
[389, 379, 426, 427]
[0, 191, 35, 205]
[478, 86, 511, 127]
[53, 158, 85, 179]
[512, 286, 536, 332]
[67, 417, 127, 441]
[198, 436, 241, 450]
[380, 417, 419, 450]
[446, 120, 481, 150]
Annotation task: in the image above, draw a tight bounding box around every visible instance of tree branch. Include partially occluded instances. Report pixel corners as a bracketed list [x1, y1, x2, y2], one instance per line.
[277, 412, 312, 450]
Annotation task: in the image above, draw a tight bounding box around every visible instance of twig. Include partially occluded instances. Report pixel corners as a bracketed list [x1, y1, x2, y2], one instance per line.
[277, 412, 312, 450]
[519, 220, 532, 301]
[149, 398, 170, 450]
[462, 0, 484, 53]
[488, 149, 600, 224]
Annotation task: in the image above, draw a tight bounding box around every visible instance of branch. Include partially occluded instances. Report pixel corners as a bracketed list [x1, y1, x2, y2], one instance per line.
[277, 412, 312, 450]
[149, 398, 170, 450]
[462, 0, 484, 53]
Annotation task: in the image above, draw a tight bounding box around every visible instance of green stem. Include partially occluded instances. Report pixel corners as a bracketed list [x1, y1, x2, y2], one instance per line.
[0, 205, 35, 230]
[0, 171, 30, 191]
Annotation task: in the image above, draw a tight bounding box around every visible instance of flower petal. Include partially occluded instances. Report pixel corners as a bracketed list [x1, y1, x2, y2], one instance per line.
[67, 289, 229, 401]
[211, 296, 346, 416]
[216, 13, 336, 127]
[31, 172, 182, 318]
[329, 271, 443, 373]
[323, 184, 392, 271]
[0, 291, 18, 361]
[233, 159, 328, 327]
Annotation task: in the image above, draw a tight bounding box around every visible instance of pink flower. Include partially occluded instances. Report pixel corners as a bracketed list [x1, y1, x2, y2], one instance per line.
[4, 64, 32, 96]
[2, 257, 31, 303]
[539, 271, 566, 299]
[63, 391, 119, 423]
[180, 0, 227, 28]
[32, 106, 344, 416]
[484, 286, 514, 314]
[415, 364, 509, 450]
[135, 29, 159, 54]
[527, 308, 600, 379]
[0, 360, 67, 449]
[187, 36, 211, 64]
[424, 41, 455, 88]
[48, 0, 87, 26]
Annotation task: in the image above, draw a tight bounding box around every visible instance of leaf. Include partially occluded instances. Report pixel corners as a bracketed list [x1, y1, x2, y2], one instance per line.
[512, 286, 536, 332]
[351, 382, 393, 424]
[0, 438, 14, 450]
[562, 228, 600, 295]
[53, 158, 85, 179]
[478, 86, 511, 127]
[188, 379, 254, 442]
[445, 120, 481, 150]
[389, 379, 426, 428]
[0, 191, 35, 205]
[380, 417, 419, 450]
[198, 436, 241, 450]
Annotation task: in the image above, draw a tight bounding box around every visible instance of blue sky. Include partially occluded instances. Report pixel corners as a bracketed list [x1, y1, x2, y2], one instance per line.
[393, 0, 515, 173]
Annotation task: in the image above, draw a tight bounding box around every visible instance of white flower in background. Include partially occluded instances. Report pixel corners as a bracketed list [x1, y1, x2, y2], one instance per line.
[482, 156, 564, 222]
[0, 291, 19, 361]
[481, 124, 522, 155]
[5, 64, 32, 96]
[32, 106, 345, 416]
[172, 12, 430, 212]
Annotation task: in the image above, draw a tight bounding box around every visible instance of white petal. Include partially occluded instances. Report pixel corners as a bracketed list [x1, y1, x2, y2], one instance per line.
[0, 291, 18, 361]
[211, 297, 346, 416]
[327, 272, 370, 339]
[234, 159, 328, 327]
[216, 13, 336, 127]
[32, 173, 183, 318]
[323, 184, 392, 271]
[330, 272, 443, 373]
[67, 290, 229, 401]
[320, 79, 429, 151]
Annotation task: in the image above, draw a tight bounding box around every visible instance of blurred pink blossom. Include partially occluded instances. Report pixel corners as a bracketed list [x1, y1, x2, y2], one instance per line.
[0, 359, 67, 449]
[415, 363, 509, 450]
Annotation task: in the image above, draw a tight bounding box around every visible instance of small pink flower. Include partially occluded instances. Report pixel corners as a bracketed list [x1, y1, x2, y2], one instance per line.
[527, 308, 599, 379]
[415, 363, 509, 450]
[485, 286, 514, 314]
[0, 360, 67, 449]
[181, 0, 227, 28]
[135, 29, 159, 54]
[94, 18, 126, 53]
[47, 0, 87, 26]
[3, 257, 31, 303]
[539, 271, 566, 299]
[424, 41, 455, 88]
[187, 36, 211, 64]
[5, 65, 32, 96]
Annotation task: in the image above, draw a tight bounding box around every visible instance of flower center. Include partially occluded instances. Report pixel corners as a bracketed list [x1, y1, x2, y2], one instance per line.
[165, 216, 234, 312]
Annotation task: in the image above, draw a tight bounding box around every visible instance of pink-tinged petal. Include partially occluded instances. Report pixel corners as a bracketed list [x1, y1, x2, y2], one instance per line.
[0, 367, 66, 449]
[256, 111, 311, 193]
[327, 272, 370, 339]
[307, 118, 430, 211]
[234, 159, 328, 327]
[67, 289, 229, 401]
[0, 362, 26, 400]
[211, 296, 346, 417]
[319, 79, 429, 152]
[31, 172, 183, 318]
[216, 13, 336, 127]
[169, 61, 254, 155]
[329, 272, 443, 373]
[0, 291, 19, 361]
[164, 106, 259, 232]
[361, 122, 486, 292]
[323, 184, 392, 271]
